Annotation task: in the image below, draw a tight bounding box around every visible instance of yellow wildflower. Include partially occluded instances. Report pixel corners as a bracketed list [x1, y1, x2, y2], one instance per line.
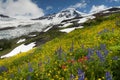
[98, 78, 102, 80]
[48, 73, 50, 76]
[75, 76, 78, 80]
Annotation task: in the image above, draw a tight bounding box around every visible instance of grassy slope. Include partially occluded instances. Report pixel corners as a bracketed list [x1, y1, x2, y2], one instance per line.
[0, 13, 120, 79]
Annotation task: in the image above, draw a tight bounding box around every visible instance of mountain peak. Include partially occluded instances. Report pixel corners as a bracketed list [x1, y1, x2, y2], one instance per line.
[56, 8, 86, 18]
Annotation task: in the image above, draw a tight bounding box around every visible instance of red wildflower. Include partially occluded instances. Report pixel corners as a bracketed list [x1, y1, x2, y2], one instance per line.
[78, 58, 83, 63]
[78, 56, 88, 63]
[71, 60, 75, 64]
[67, 60, 75, 64]
[61, 65, 66, 69]
[83, 56, 88, 60]
[67, 60, 72, 63]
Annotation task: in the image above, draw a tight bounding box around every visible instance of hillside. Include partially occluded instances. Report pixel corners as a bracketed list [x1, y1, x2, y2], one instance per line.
[0, 12, 120, 80]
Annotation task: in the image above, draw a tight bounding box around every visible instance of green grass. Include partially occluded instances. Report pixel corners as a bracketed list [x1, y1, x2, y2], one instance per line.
[0, 13, 120, 80]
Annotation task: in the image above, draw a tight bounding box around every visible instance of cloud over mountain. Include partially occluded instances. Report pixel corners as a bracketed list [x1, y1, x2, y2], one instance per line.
[90, 5, 108, 13]
[0, 0, 44, 19]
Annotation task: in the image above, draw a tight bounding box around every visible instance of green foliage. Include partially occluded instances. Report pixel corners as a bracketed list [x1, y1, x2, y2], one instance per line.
[115, 20, 120, 27]
[0, 39, 12, 50]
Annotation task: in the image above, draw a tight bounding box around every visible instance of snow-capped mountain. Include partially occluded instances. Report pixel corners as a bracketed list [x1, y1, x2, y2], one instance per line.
[33, 8, 86, 20]
[32, 8, 86, 25]
[56, 8, 86, 18]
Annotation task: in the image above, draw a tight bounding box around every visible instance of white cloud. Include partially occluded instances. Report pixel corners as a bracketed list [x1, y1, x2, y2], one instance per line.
[90, 5, 108, 13]
[0, 0, 44, 19]
[69, 2, 87, 9]
[46, 6, 53, 10]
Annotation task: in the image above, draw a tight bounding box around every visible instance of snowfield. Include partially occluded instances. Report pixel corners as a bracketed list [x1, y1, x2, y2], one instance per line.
[59, 23, 73, 28]
[59, 26, 84, 33]
[17, 39, 26, 44]
[1, 42, 36, 58]
[43, 26, 53, 32]
[78, 18, 88, 24]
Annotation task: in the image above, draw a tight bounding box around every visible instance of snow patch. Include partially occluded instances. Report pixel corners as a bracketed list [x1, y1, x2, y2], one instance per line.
[59, 26, 83, 33]
[78, 18, 88, 24]
[17, 39, 26, 44]
[103, 11, 110, 13]
[29, 35, 36, 37]
[43, 26, 52, 32]
[59, 23, 73, 28]
[1, 42, 36, 58]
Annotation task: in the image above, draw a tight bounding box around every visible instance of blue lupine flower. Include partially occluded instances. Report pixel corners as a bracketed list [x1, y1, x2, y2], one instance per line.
[58, 46, 62, 54]
[28, 63, 33, 72]
[29, 67, 33, 72]
[27, 75, 31, 80]
[0, 66, 8, 73]
[70, 74, 74, 80]
[112, 28, 114, 32]
[100, 44, 106, 50]
[96, 50, 104, 61]
[78, 68, 83, 76]
[104, 49, 109, 57]
[56, 46, 63, 59]
[87, 48, 94, 59]
[106, 72, 112, 80]
[79, 73, 85, 80]
[98, 29, 109, 34]
[10, 74, 14, 78]
[70, 41, 74, 52]
[18, 68, 21, 73]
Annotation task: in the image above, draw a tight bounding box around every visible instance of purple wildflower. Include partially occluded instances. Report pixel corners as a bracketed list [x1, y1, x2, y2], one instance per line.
[29, 67, 33, 72]
[10, 74, 14, 78]
[70, 41, 74, 52]
[0, 66, 8, 73]
[27, 75, 31, 80]
[28, 63, 33, 72]
[78, 73, 85, 80]
[112, 28, 114, 32]
[96, 50, 104, 61]
[103, 28, 109, 32]
[18, 68, 21, 73]
[100, 44, 106, 50]
[56, 46, 63, 59]
[87, 48, 94, 59]
[70, 74, 74, 80]
[106, 72, 112, 80]
[104, 49, 109, 57]
[78, 68, 83, 76]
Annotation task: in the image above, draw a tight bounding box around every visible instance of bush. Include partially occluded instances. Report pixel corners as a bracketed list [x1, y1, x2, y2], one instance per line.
[115, 21, 120, 27]
[0, 39, 12, 50]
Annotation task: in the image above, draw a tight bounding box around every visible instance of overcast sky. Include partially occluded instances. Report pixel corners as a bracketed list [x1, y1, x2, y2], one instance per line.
[0, 0, 120, 19]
